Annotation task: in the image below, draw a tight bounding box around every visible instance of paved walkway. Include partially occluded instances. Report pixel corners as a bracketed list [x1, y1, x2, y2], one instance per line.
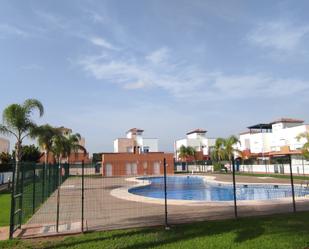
[0, 227, 9, 241]
[16, 174, 309, 238]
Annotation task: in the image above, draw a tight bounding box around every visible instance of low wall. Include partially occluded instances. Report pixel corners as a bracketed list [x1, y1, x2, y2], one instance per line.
[239, 164, 309, 175]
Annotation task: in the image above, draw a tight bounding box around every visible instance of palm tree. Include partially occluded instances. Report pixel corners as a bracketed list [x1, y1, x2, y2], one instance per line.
[0, 99, 44, 173]
[178, 145, 196, 172]
[30, 124, 60, 165]
[211, 136, 240, 172]
[211, 138, 226, 162]
[224, 135, 241, 163]
[63, 133, 87, 164]
[178, 145, 195, 161]
[51, 132, 86, 164]
[296, 132, 309, 159]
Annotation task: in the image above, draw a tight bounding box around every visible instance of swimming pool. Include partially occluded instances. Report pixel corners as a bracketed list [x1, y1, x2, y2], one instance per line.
[128, 176, 309, 201]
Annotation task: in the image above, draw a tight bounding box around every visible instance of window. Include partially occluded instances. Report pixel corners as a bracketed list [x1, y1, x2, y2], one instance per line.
[143, 146, 150, 153]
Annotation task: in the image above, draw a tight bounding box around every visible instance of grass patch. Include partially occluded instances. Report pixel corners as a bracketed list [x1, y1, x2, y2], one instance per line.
[0, 191, 11, 227]
[1, 212, 309, 249]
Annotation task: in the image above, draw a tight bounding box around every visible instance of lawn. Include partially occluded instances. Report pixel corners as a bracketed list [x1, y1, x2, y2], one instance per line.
[1, 212, 309, 249]
[0, 191, 11, 227]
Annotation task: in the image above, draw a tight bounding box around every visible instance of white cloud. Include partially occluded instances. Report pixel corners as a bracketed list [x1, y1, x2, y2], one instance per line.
[0, 24, 28, 38]
[89, 36, 117, 50]
[145, 47, 169, 64]
[213, 74, 309, 98]
[79, 45, 309, 100]
[248, 21, 309, 51]
[35, 10, 68, 30]
[85, 10, 106, 24]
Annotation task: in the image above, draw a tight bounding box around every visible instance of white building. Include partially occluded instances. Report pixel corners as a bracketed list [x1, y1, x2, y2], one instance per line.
[175, 129, 216, 160]
[114, 128, 158, 153]
[238, 118, 309, 156]
[0, 137, 10, 154]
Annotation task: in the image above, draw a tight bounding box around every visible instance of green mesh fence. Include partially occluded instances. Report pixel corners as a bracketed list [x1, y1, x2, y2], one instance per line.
[10, 162, 70, 236]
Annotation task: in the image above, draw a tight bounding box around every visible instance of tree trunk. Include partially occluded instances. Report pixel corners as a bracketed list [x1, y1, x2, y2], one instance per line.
[44, 149, 48, 166]
[15, 140, 22, 174]
[15, 141, 22, 162]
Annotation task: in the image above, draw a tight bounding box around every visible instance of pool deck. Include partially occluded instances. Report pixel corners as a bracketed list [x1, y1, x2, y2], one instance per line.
[17, 173, 309, 238]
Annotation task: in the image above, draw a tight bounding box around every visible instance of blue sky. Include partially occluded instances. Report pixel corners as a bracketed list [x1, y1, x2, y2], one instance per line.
[1, 0, 309, 153]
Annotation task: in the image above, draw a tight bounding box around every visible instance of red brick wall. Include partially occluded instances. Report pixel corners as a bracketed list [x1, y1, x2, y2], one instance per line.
[101, 152, 174, 176]
[116, 138, 134, 152]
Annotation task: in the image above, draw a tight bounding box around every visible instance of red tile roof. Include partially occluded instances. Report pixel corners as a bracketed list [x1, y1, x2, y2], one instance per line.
[271, 118, 304, 124]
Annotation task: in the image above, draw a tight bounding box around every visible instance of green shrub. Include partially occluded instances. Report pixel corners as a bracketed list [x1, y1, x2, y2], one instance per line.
[213, 162, 224, 172]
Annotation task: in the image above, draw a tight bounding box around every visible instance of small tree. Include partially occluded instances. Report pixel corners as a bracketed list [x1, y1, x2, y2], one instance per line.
[51, 132, 86, 164]
[0, 99, 44, 173]
[178, 145, 196, 171]
[211, 136, 240, 172]
[64, 133, 87, 164]
[12, 145, 42, 163]
[0, 152, 12, 164]
[31, 124, 60, 165]
[296, 132, 309, 160]
[211, 138, 226, 162]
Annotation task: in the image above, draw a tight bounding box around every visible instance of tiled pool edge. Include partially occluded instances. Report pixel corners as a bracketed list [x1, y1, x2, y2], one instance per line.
[110, 175, 309, 207]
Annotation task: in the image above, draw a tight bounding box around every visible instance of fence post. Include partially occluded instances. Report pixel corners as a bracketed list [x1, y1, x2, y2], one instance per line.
[32, 164, 36, 215]
[289, 155, 296, 213]
[81, 161, 85, 232]
[232, 157, 238, 219]
[56, 164, 61, 233]
[42, 164, 45, 202]
[9, 162, 17, 239]
[18, 167, 24, 227]
[163, 158, 169, 229]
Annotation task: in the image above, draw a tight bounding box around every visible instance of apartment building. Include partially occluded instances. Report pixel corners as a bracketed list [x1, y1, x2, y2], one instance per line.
[114, 128, 158, 153]
[174, 129, 216, 161]
[102, 128, 173, 176]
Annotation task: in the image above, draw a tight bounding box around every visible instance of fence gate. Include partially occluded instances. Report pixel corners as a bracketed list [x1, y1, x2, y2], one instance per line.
[9, 163, 70, 238]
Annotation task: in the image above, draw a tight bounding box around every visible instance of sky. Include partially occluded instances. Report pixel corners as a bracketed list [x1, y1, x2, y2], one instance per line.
[1, 0, 309, 153]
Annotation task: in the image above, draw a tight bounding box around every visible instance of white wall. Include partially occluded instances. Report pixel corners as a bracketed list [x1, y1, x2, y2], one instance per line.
[0, 137, 10, 153]
[238, 124, 309, 154]
[0, 172, 13, 185]
[113, 139, 119, 153]
[250, 133, 272, 154]
[175, 135, 215, 160]
[239, 156, 309, 175]
[270, 124, 308, 151]
[142, 138, 159, 152]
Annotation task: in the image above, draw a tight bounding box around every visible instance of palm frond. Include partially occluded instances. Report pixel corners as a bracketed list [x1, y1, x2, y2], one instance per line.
[0, 124, 18, 139]
[23, 99, 44, 117]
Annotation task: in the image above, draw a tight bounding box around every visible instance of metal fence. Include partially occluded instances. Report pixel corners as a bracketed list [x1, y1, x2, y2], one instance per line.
[9, 157, 309, 239]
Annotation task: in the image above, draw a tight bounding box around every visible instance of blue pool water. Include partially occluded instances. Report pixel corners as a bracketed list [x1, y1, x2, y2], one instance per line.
[128, 176, 309, 201]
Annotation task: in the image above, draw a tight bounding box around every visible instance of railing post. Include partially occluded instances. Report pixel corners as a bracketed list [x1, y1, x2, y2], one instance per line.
[56, 163, 61, 233]
[18, 166, 24, 227]
[289, 155, 296, 213]
[163, 158, 169, 229]
[232, 157, 238, 219]
[9, 162, 17, 239]
[42, 164, 45, 202]
[81, 161, 85, 232]
[32, 164, 36, 214]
